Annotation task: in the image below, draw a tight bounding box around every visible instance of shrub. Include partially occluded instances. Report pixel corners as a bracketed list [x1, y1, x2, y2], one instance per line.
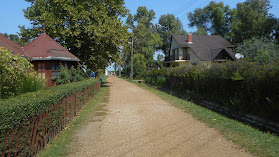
[0, 78, 100, 155]
[0, 48, 45, 99]
[56, 65, 85, 85]
[150, 60, 279, 122]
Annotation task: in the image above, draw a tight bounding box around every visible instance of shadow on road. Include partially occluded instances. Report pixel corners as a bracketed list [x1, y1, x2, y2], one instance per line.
[101, 81, 112, 88]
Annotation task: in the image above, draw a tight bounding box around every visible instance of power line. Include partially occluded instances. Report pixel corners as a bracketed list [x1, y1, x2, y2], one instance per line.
[180, 0, 211, 22]
[172, 0, 194, 15]
[174, 0, 199, 17]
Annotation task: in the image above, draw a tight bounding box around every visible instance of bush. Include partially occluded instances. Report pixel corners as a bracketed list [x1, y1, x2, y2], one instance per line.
[56, 64, 85, 85]
[0, 78, 100, 155]
[149, 60, 279, 122]
[0, 48, 45, 99]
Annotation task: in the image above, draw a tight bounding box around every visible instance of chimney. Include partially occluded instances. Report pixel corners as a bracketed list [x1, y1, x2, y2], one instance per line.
[187, 34, 192, 44]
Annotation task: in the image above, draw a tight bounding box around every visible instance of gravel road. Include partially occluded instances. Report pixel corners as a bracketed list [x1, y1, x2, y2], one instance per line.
[68, 76, 253, 157]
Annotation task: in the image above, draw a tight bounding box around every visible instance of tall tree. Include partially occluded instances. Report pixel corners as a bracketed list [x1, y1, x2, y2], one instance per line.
[194, 26, 208, 35]
[156, 14, 186, 56]
[20, 0, 129, 71]
[188, 1, 232, 38]
[123, 6, 162, 70]
[231, 0, 278, 43]
[187, 0, 278, 44]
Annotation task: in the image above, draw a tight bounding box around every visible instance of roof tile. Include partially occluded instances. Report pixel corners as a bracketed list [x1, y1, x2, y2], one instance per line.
[24, 33, 80, 61]
[0, 33, 27, 57]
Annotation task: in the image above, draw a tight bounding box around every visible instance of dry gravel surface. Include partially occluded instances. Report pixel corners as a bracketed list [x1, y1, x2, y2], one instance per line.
[68, 76, 253, 157]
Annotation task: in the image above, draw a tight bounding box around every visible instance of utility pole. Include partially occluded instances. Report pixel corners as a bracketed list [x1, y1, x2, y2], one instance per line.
[118, 63, 121, 77]
[130, 37, 133, 80]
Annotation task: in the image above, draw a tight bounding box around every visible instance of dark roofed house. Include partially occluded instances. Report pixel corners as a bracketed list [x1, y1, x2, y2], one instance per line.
[165, 34, 235, 67]
[24, 33, 80, 86]
[0, 33, 27, 57]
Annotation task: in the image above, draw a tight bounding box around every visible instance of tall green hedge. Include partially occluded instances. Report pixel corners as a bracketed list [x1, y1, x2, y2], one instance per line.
[0, 78, 99, 132]
[146, 60, 279, 122]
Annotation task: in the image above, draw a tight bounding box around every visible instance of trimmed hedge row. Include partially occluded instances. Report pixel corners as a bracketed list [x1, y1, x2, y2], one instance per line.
[0, 78, 100, 156]
[145, 61, 279, 122]
[0, 78, 99, 130]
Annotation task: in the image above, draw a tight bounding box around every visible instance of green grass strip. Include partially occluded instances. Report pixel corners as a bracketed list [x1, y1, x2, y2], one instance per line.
[123, 78, 279, 157]
[38, 80, 109, 157]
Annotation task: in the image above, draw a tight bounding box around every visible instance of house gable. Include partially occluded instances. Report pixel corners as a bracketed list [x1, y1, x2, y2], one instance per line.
[171, 35, 235, 62]
[213, 49, 235, 62]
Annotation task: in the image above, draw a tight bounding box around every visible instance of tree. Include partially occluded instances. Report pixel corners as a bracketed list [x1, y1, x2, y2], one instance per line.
[235, 38, 279, 64]
[123, 6, 162, 70]
[20, 0, 129, 71]
[188, 1, 232, 38]
[194, 26, 208, 35]
[133, 54, 146, 75]
[156, 14, 186, 55]
[187, 0, 278, 44]
[231, 0, 278, 43]
[156, 53, 164, 68]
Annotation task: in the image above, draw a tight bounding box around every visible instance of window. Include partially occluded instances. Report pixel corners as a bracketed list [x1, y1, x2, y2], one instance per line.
[52, 63, 60, 79]
[52, 63, 60, 71]
[37, 63, 46, 79]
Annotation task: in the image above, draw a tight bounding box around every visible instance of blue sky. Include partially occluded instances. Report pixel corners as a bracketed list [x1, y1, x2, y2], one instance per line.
[1, 0, 279, 70]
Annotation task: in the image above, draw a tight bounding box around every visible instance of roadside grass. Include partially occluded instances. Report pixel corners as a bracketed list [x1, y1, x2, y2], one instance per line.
[38, 80, 110, 157]
[123, 78, 279, 157]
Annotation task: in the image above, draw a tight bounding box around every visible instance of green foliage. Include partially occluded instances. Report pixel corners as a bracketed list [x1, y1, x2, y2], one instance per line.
[0, 78, 99, 136]
[188, 1, 231, 38]
[151, 61, 279, 122]
[144, 68, 166, 87]
[133, 54, 147, 76]
[20, 0, 129, 71]
[0, 48, 45, 99]
[70, 66, 85, 82]
[156, 14, 186, 55]
[188, 0, 278, 44]
[0, 78, 99, 155]
[231, 0, 277, 43]
[56, 65, 71, 85]
[194, 26, 208, 35]
[56, 65, 85, 85]
[235, 38, 279, 64]
[156, 53, 164, 68]
[123, 6, 163, 70]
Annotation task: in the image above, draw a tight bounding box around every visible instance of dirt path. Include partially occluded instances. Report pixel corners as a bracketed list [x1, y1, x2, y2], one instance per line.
[68, 76, 253, 157]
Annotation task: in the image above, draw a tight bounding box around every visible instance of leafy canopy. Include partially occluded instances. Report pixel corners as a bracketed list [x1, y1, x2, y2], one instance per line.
[235, 38, 279, 65]
[188, 0, 278, 44]
[123, 6, 162, 71]
[156, 14, 186, 55]
[20, 0, 129, 71]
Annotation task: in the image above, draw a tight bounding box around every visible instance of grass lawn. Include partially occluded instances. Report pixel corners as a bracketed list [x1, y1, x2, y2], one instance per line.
[38, 80, 110, 157]
[123, 78, 279, 157]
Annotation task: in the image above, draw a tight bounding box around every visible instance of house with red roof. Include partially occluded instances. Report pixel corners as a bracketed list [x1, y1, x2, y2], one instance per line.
[24, 33, 80, 86]
[0, 33, 80, 87]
